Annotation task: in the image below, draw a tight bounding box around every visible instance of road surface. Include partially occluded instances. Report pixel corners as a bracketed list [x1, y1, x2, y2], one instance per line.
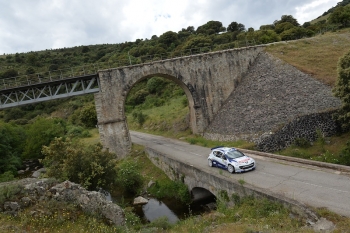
[130, 131, 350, 217]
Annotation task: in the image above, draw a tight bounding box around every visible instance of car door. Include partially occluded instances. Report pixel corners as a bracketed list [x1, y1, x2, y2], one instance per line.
[215, 151, 227, 169]
[212, 151, 222, 167]
[220, 154, 228, 169]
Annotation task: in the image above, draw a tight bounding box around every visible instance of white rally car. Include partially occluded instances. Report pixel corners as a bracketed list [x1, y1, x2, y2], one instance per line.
[208, 146, 256, 173]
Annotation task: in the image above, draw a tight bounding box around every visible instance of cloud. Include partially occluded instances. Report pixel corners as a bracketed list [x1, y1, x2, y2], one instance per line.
[0, 0, 339, 54]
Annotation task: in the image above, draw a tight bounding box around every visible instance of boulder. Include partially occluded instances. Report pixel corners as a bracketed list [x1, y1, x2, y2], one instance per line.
[32, 168, 46, 178]
[133, 196, 149, 205]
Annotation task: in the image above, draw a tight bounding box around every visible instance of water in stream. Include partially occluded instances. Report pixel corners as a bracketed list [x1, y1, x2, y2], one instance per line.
[123, 195, 216, 224]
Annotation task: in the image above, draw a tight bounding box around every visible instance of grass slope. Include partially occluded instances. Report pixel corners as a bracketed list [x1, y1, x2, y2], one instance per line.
[265, 28, 350, 86]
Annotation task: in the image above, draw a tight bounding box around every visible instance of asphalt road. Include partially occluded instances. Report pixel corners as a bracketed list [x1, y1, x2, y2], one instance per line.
[130, 131, 350, 217]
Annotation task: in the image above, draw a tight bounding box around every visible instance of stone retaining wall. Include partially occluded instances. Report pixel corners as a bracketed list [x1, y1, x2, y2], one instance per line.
[255, 110, 340, 152]
[205, 51, 342, 151]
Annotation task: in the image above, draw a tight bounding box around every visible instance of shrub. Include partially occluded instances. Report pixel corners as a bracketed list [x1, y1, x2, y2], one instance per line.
[333, 49, 350, 129]
[22, 117, 66, 159]
[42, 138, 118, 190]
[147, 77, 168, 94]
[148, 180, 191, 204]
[149, 216, 173, 230]
[79, 104, 97, 128]
[0, 122, 25, 174]
[0, 171, 15, 182]
[0, 184, 22, 205]
[116, 160, 143, 194]
[132, 111, 147, 126]
[293, 138, 311, 148]
[338, 140, 350, 166]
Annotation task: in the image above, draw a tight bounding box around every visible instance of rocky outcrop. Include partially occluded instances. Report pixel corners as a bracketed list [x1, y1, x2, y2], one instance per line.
[0, 178, 125, 226]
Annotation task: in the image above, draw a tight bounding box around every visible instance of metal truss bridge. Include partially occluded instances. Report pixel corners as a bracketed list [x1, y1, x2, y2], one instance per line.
[0, 66, 100, 109]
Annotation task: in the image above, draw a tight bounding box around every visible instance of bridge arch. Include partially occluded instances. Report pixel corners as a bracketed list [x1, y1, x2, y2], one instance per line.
[191, 187, 216, 202]
[94, 47, 265, 157]
[124, 72, 199, 134]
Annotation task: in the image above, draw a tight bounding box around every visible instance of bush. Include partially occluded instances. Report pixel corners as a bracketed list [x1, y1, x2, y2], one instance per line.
[0, 171, 15, 183]
[0, 122, 26, 174]
[293, 138, 311, 148]
[148, 180, 191, 204]
[79, 104, 97, 128]
[0, 184, 22, 206]
[116, 160, 143, 194]
[42, 138, 118, 190]
[22, 118, 66, 159]
[338, 140, 350, 166]
[333, 49, 350, 129]
[147, 77, 168, 94]
[132, 111, 147, 126]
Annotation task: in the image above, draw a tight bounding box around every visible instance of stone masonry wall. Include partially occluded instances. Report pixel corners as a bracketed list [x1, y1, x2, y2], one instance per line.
[255, 110, 340, 152]
[204, 51, 342, 151]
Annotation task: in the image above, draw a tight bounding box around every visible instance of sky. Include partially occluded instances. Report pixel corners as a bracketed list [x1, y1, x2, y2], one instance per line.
[0, 0, 340, 55]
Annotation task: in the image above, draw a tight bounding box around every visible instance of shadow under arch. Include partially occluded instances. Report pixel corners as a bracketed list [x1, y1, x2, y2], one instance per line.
[191, 187, 216, 202]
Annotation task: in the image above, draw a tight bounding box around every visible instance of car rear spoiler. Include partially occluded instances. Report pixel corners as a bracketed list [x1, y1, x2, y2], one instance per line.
[211, 146, 224, 150]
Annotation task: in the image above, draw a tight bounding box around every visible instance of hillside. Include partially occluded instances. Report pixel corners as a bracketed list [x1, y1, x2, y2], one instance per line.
[265, 28, 350, 86]
[1, 3, 350, 232]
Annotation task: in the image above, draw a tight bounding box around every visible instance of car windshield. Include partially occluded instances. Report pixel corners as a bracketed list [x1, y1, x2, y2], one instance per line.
[226, 150, 245, 159]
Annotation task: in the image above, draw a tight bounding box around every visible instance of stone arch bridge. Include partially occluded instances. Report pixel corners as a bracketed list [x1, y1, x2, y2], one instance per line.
[95, 46, 264, 157]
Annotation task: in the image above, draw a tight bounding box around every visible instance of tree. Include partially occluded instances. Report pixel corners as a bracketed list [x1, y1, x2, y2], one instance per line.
[79, 103, 97, 128]
[328, 5, 350, 27]
[227, 22, 245, 32]
[81, 46, 90, 53]
[181, 35, 212, 50]
[158, 31, 179, 47]
[196, 21, 226, 35]
[333, 49, 350, 129]
[274, 15, 300, 27]
[260, 24, 275, 30]
[274, 22, 295, 34]
[22, 117, 66, 159]
[26, 53, 39, 66]
[256, 30, 280, 44]
[0, 122, 25, 174]
[280, 27, 313, 41]
[0, 69, 18, 79]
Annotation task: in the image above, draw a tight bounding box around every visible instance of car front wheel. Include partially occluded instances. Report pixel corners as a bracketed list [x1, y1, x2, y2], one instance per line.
[208, 159, 213, 167]
[228, 165, 235, 173]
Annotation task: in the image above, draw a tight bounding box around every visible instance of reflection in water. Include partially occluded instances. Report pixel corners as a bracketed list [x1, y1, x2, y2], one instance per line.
[107, 189, 216, 224]
[142, 199, 179, 223]
[134, 195, 216, 223]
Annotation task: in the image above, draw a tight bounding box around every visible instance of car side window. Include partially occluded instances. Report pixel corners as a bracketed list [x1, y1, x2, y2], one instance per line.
[215, 151, 223, 158]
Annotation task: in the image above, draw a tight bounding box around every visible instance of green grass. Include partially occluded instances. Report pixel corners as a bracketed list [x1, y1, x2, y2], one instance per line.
[126, 95, 191, 138]
[277, 131, 350, 164]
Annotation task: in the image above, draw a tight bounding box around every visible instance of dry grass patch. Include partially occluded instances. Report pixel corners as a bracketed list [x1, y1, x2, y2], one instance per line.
[265, 29, 350, 86]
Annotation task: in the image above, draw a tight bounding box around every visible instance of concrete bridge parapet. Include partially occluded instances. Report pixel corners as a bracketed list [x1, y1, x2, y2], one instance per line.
[144, 147, 318, 222]
[95, 46, 265, 157]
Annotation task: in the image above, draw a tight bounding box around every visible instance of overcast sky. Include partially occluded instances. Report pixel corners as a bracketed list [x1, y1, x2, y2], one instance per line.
[0, 0, 340, 54]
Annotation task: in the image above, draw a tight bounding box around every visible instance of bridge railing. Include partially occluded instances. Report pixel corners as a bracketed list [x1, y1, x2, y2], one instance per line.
[0, 43, 259, 91]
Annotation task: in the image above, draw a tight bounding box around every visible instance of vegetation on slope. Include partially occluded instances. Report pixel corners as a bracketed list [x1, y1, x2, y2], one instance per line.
[1, 2, 350, 231]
